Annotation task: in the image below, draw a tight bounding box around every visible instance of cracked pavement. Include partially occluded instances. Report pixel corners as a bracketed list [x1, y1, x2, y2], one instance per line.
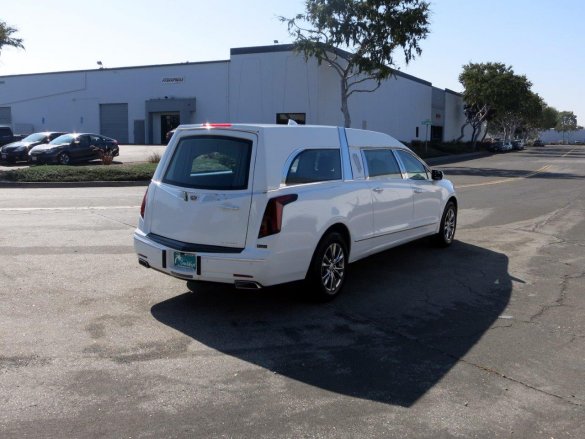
[0, 144, 584, 438]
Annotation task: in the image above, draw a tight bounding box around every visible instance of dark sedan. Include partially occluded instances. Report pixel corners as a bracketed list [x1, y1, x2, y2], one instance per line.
[1, 132, 65, 163]
[29, 133, 119, 165]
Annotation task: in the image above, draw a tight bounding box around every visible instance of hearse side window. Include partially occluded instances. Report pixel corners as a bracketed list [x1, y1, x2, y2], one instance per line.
[363, 149, 402, 179]
[285, 149, 341, 185]
[163, 135, 252, 190]
[395, 150, 429, 180]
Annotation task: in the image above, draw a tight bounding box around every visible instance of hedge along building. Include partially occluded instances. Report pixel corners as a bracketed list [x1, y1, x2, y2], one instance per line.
[0, 44, 471, 145]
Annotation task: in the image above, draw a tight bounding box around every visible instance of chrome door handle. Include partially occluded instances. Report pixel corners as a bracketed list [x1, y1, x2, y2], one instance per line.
[373, 187, 384, 193]
[414, 188, 424, 194]
[220, 203, 240, 210]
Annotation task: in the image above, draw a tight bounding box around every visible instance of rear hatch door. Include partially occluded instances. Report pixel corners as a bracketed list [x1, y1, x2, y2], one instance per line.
[148, 130, 257, 250]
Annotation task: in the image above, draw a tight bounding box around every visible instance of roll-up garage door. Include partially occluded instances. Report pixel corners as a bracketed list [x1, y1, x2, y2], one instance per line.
[0, 107, 12, 125]
[99, 103, 128, 143]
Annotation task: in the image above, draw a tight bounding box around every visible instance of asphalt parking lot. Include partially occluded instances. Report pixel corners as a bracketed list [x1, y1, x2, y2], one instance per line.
[0, 145, 583, 438]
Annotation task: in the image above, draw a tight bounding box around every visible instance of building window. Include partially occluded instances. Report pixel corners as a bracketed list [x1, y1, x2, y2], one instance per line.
[415, 127, 419, 138]
[276, 113, 306, 125]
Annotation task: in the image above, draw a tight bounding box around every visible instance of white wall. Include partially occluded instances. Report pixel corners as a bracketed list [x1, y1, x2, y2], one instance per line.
[0, 61, 230, 142]
[1, 46, 470, 145]
[349, 74, 431, 142]
[444, 90, 472, 142]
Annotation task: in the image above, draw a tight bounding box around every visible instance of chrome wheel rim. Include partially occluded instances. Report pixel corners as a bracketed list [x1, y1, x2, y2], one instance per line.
[444, 208, 456, 242]
[320, 243, 345, 294]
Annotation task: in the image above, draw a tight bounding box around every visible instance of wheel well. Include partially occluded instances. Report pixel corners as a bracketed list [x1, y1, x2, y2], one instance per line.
[323, 223, 351, 257]
[448, 196, 458, 211]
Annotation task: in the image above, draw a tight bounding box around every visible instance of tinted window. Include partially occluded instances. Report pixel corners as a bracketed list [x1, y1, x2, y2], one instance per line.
[396, 150, 428, 180]
[50, 134, 76, 144]
[0, 128, 11, 136]
[363, 149, 402, 178]
[286, 149, 341, 185]
[163, 135, 252, 190]
[22, 133, 48, 142]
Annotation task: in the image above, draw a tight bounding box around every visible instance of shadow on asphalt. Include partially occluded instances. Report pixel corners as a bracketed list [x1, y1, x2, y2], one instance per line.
[151, 239, 511, 407]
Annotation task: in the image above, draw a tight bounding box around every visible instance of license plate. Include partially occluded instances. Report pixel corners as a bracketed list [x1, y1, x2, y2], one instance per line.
[31, 156, 37, 161]
[173, 251, 196, 271]
[1, 154, 6, 159]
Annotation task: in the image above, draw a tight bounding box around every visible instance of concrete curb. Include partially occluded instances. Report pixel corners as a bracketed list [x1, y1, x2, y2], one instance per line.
[0, 180, 150, 189]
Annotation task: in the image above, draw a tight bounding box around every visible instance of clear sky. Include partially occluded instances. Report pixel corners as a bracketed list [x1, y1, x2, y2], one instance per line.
[1, 0, 583, 123]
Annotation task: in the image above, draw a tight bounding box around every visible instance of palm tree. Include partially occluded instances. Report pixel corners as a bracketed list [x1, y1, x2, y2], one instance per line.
[0, 21, 24, 56]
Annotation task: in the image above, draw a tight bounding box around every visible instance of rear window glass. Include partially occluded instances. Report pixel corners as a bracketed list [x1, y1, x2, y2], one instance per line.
[163, 135, 253, 190]
[286, 149, 341, 185]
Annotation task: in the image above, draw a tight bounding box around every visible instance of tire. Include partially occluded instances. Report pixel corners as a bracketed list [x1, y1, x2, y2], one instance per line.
[58, 152, 70, 165]
[433, 201, 457, 247]
[306, 232, 348, 301]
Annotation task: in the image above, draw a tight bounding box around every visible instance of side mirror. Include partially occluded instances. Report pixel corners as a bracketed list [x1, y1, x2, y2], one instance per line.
[431, 169, 443, 181]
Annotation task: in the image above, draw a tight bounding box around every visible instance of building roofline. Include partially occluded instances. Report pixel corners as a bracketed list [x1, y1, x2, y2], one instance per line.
[231, 44, 432, 86]
[445, 88, 463, 97]
[2, 43, 434, 87]
[0, 59, 229, 80]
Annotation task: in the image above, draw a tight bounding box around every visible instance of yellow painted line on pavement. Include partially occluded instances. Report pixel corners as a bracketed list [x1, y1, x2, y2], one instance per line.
[562, 148, 578, 157]
[458, 165, 551, 189]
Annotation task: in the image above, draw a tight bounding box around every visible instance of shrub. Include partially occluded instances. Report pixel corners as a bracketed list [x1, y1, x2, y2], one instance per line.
[97, 149, 114, 165]
[148, 152, 161, 164]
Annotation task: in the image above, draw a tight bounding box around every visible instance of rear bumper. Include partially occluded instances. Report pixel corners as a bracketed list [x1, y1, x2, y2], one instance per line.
[1, 151, 29, 162]
[29, 152, 59, 164]
[134, 229, 300, 287]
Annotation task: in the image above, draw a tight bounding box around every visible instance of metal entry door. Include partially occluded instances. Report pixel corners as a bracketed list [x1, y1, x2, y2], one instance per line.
[100, 103, 128, 143]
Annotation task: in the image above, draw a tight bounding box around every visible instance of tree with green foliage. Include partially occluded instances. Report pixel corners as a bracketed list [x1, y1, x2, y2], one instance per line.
[281, 0, 430, 128]
[0, 20, 24, 57]
[489, 83, 540, 141]
[555, 111, 578, 144]
[539, 105, 559, 130]
[458, 62, 526, 148]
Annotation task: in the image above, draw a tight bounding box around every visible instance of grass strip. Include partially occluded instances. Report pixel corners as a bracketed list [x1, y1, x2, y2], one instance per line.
[0, 162, 157, 182]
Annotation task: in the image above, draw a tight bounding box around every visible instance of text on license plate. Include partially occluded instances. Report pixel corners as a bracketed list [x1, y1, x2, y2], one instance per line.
[174, 251, 196, 270]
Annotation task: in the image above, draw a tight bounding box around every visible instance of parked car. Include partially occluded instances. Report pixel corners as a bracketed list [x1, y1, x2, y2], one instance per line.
[29, 133, 119, 165]
[533, 139, 544, 147]
[134, 124, 458, 301]
[0, 126, 25, 147]
[488, 141, 512, 152]
[1, 131, 66, 163]
[511, 140, 525, 150]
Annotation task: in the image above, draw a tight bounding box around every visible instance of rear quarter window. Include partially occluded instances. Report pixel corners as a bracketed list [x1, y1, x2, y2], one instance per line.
[163, 135, 252, 190]
[285, 149, 342, 185]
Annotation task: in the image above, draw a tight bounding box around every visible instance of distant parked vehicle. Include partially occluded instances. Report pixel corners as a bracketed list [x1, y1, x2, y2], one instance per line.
[488, 141, 512, 152]
[533, 139, 544, 147]
[1, 132, 66, 163]
[511, 140, 525, 150]
[0, 126, 25, 147]
[29, 133, 119, 165]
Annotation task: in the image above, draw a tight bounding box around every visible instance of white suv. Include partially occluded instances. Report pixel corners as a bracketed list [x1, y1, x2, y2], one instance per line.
[134, 123, 457, 300]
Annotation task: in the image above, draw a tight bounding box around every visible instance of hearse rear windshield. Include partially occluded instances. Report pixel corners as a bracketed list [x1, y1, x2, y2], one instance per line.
[163, 135, 253, 190]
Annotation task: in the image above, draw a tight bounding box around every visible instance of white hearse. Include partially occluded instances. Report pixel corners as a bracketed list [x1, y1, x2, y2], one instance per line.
[134, 123, 457, 300]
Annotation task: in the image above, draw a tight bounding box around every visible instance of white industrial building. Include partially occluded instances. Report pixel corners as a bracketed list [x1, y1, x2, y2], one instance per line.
[0, 44, 470, 145]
